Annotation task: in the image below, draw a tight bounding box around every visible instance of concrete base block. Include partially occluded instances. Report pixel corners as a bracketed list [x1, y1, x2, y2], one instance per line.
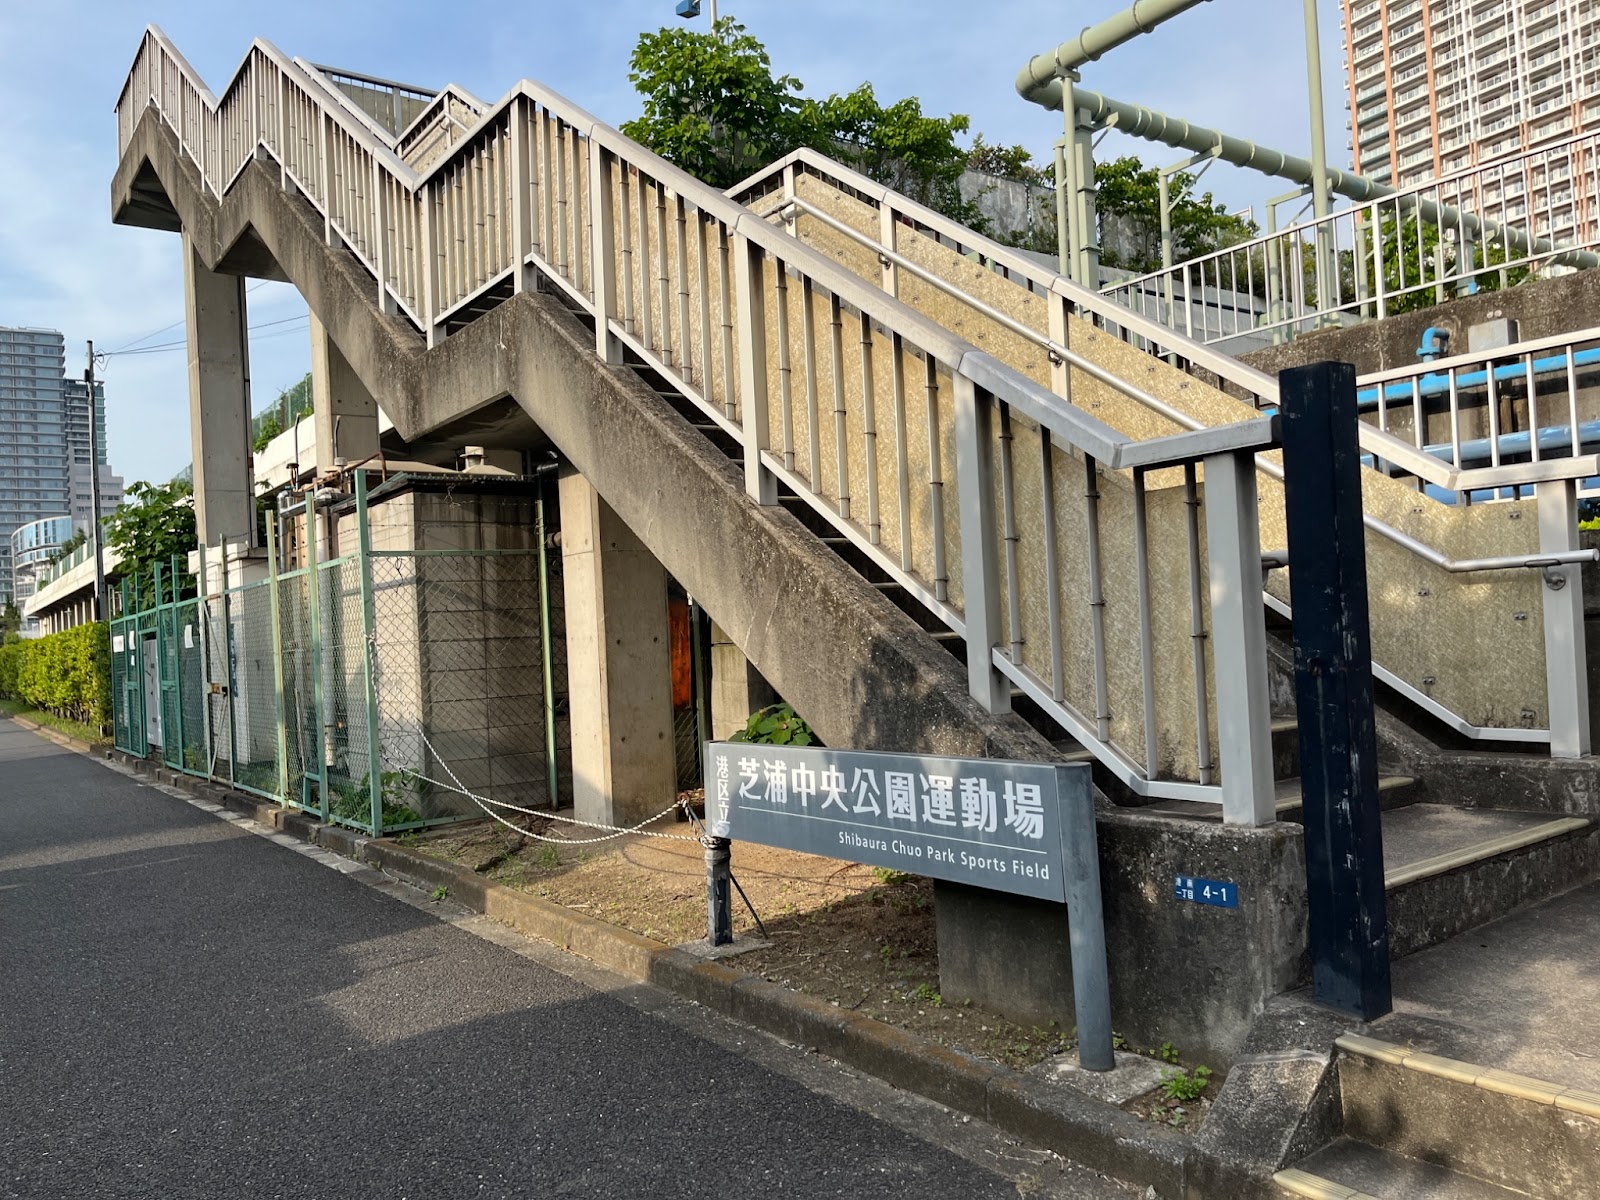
[935, 809, 1308, 1068]
[1030, 1049, 1171, 1106]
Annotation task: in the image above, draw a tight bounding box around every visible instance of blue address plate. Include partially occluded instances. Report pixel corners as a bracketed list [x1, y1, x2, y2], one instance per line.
[1174, 876, 1239, 908]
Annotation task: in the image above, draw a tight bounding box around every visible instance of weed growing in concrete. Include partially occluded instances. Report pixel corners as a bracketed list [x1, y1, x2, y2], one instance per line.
[431, 885, 449, 902]
[1158, 1041, 1181, 1065]
[1160, 1065, 1212, 1102]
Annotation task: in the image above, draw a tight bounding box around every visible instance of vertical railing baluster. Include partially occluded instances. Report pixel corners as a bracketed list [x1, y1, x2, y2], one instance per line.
[892, 333, 913, 573]
[1083, 455, 1111, 742]
[696, 213, 714, 404]
[997, 403, 1023, 664]
[718, 224, 736, 419]
[953, 376, 1009, 714]
[776, 262, 795, 470]
[1184, 463, 1214, 786]
[656, 182, 672, 364]
[675, 195, 692, 381]
[590, 141, 621, 364]
[637, 174, 654, 350]
[1131, 466, 1158, 775]
[860, 312, 881, 545]
[830, 294, 850, 520]
[733, 234, 776, 505]
[1039, 432, 1064, 704]
[803, 277, 821, 485]
[926, 358, 949, 604]
[619, 166, 635, 335]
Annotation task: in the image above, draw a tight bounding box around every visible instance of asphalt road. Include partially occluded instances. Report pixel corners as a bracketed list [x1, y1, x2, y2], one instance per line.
[0, 721, 1134, 1199]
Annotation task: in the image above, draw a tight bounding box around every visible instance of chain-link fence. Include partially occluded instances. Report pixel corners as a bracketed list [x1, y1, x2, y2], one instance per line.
[107, 473, 574, 839]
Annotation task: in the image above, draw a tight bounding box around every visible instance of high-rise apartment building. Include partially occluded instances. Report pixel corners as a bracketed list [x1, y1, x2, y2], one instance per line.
[1342, 1, 1600, 207]
[0, 326, 121, 606]
[0, 328, 71, 602]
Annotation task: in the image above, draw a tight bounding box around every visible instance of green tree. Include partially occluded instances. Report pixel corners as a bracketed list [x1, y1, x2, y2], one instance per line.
[104, 480, 197, 608]
[1094, 155, 1258, 275]
[1, 602, 20, 641]
[966, 135, 1049, 187]
[253, 411, 283, 454]
[624, 18, 978, 224]
[624, 18, 806, 189]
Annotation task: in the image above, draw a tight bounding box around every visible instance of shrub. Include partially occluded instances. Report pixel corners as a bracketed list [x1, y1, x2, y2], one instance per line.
[0, 623, 112, 730]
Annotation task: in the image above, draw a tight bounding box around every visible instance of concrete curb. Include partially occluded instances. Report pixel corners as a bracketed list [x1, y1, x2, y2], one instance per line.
[103, 749, 1190, 1195]
[3, 713, 103, 755]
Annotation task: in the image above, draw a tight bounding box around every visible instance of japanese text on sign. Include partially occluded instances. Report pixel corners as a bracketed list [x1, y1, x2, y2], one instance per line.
[706, 742, 1085, 902]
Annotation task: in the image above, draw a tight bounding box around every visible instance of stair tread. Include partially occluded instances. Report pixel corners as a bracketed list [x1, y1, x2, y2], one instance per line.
[1278, 1138, 1523, 1200]
[1382, 804, 1592, 888]
[1139, 775, 1414, 823]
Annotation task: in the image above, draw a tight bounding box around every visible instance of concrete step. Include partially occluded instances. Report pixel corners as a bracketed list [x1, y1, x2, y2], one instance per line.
[1381, 804, 1596, 958]
[1276, 1138, 1525, 1199]
[1139, 774, 1418, 824]
[1315, 1034, 1600, 1199]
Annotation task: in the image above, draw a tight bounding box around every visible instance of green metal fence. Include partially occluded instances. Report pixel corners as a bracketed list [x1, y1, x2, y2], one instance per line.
[108, 470, 569, 839]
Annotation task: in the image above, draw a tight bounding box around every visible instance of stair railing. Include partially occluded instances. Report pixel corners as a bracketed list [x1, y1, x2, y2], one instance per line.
[731, 148, 1597, 758]
[116, 26, 1286, 822]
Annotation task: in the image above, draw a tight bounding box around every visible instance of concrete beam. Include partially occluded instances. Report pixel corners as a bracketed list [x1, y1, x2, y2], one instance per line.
[183, 229, 255, 548]
[310, 312, 381, 473]
[559, 471, 678, 827]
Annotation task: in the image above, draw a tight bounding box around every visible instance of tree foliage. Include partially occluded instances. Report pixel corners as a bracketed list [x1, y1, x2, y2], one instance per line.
[1094, 155, 1258, 275]
[104, 480, 197, 607]
[624, 18, 978, 223]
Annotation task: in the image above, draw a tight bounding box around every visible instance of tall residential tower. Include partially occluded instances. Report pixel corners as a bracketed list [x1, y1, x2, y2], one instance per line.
[1342, 1, 1600, 224]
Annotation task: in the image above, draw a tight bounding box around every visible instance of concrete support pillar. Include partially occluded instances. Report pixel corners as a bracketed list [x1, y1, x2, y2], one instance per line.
[310, 313, 380, 474]
[558, 471, 677, 827]
[184, 230, 255, 548]
[709, 620, 776, 739]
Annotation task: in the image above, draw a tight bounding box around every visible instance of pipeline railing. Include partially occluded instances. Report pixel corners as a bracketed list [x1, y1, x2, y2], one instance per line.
[116, 27, 1292, 822]
[1100, 130, 1600, 349]
[729, 147, 1597, 757]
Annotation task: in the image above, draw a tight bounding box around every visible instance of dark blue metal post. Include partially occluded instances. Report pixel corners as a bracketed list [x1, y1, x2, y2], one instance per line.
[1280, 361, 1392, 1021]
[706, 836, 732, 946]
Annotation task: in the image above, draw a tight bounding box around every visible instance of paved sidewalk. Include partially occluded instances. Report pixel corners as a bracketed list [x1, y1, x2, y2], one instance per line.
[0, 720, 1134, 1199]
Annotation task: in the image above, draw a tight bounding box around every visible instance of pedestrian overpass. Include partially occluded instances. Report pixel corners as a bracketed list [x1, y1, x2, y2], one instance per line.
[109, 27, 1600, 1195]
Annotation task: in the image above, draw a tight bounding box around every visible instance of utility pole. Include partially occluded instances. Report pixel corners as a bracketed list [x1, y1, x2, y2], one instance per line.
[85, 341, 107, 621]
[1304, 0, 1336, 310]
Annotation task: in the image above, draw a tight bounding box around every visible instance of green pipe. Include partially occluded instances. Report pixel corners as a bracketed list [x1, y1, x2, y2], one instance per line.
[221, 538, 237, 787]
[354, 471, 385, 834]
[170, 552, 183, 769]
[266, 517, 289, 801]
[305, 490, 328, 819]
[1016, 0, 1210, 109]
[536, 480, 559, 810]
[197, 540, 213, 780]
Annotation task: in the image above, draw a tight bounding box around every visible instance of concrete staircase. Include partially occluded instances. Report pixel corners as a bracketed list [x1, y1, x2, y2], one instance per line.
[1275, 1032, 1600, 1199]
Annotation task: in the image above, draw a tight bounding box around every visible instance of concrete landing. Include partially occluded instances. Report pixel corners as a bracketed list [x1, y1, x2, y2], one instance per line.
[1380, 803, 1589, 886]
[1281, 1139, 1522, 1199]
[1373, 877, 1600, 1094]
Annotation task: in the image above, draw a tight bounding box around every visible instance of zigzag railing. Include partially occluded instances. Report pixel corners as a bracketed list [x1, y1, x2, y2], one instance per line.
[117, 27, 1289, 822]
[730, 147, 1596, 756]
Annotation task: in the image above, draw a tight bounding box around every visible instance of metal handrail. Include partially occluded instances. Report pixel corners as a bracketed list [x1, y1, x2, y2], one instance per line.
[731, 142, 1595, 754]
[111, 26, 1318, 821]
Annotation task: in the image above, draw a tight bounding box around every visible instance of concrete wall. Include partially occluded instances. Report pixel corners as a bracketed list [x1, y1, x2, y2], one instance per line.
[1242, 265, 1600, 379]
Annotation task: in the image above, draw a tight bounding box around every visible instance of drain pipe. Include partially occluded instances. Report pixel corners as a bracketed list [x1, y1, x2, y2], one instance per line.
[1061, 85, 1600, 271]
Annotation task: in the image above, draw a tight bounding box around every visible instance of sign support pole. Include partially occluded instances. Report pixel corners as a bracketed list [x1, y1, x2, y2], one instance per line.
[1057, 766, 1113, 1071]
[1280, 361, 1392, 1021]
[706, 836, 733, 947]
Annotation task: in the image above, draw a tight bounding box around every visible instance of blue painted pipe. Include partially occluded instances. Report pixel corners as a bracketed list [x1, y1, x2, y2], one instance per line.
[1355, 346, 1600, 410]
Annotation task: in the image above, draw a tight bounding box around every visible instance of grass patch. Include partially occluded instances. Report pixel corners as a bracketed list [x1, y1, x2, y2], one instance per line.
[0, 699, 108, 748]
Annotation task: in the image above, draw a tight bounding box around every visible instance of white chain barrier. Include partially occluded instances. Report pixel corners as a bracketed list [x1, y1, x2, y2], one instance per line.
[389, 729, 706, 846]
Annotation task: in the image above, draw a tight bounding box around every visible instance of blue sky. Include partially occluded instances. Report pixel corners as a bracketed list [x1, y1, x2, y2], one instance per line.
[0, 0, 1347, 486]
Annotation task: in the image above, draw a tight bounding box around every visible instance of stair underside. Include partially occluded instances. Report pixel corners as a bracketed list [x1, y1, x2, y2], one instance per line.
[1277, 1139, 1524, 1200]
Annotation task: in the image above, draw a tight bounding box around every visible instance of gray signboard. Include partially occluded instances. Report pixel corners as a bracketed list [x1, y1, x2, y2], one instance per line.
[702, 740, 1112, 1068]
[705, 742, 1088, 902]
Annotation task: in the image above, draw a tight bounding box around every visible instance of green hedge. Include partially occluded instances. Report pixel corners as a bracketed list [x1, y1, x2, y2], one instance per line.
[0, 623, 112, 730]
